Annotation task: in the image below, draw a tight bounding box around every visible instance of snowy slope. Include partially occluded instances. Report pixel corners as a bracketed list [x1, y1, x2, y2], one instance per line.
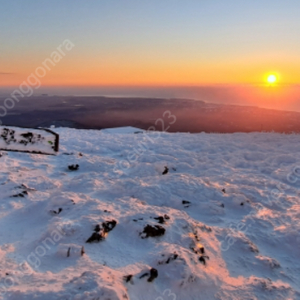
[0, 128, 300, 300]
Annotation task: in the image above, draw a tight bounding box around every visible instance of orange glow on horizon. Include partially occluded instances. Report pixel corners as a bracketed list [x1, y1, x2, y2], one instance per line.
[0, 60, 298, 87]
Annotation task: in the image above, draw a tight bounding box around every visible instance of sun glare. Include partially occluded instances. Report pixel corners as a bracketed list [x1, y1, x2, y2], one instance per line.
[267, 74, 277, 84]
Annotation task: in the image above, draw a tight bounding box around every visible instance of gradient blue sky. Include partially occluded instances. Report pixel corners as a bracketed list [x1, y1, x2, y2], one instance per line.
[1, 0, 300, 86]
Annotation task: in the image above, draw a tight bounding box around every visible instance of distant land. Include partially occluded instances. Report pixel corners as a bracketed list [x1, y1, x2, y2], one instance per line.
[1, 96, 300, 133]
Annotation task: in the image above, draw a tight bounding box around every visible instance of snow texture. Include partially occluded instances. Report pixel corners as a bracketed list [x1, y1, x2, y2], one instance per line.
[0, 127, 300, 300]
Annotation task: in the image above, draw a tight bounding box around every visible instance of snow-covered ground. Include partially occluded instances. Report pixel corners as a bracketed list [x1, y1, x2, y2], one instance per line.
[0, 127, 300, 300]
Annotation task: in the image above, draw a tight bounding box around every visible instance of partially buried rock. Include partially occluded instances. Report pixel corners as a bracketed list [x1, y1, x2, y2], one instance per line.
[199, 255, 209, 265]
[123, 274, 133, 283]
[86, 232, 105, 243]
[12, 191, 27, 198]
[68, 164, 79, 171]
[50, 208, 63, 215]
[148, 268, 158, 282]
[154, 216, 165, 224]
[159, 253, 178, 265]
[141, 225, 165, 238]
[102, 220, 117, 233]
[162, 166, 169, 175]
[182, 200, 191, 205]
[19, 184, 36, 191]
[87, 220, 117, 243]
[139, 268, 158, 282]
[94, 224, 101, 232]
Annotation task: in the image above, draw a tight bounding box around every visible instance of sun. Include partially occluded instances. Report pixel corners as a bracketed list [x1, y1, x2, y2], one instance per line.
[267, 74, 277, 84]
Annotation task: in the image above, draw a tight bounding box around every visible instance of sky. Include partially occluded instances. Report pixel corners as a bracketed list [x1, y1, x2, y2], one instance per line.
[1, 0, 300, 100]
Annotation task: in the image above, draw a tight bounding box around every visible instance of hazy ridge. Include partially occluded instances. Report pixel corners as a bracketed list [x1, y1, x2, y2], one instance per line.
[1, 96, 300, 133]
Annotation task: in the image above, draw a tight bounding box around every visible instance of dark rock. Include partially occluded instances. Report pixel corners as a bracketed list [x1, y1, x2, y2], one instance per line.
[162, 167, 169, 175]
[87, 220, 117, 243]
[20, 132, 33, 141]
[199, 256, 206, 265]
[139, 272, 149, 279]
[102, 220, 117, 233]
[67, 247, 71, 257]
[159, 253, 178, 265]
[86, 232, 104, 243]
[148, 268, 158, 282]
[166, 253, 178, 264]
[164, 214, 170, 220]
[50, 208, 63, 215]
[199, 255, 209, 265]
[141, 225, 165, 238]
[12, 192, 25, 198]
[124, 275, 133, 283]
[154, 216, 165, 224]
[182, 200, 191, 205]
[68, 164, 79, 171]
[94, 224, 101, 232]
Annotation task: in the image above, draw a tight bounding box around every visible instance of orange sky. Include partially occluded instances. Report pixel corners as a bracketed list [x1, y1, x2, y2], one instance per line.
[1, 56, 299, 87]
[1, 1, 300, 88]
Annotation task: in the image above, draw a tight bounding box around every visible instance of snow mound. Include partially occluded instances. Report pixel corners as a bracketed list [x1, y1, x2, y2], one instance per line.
[101, 126, 144, 134]
[0, 128, 299, 299]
